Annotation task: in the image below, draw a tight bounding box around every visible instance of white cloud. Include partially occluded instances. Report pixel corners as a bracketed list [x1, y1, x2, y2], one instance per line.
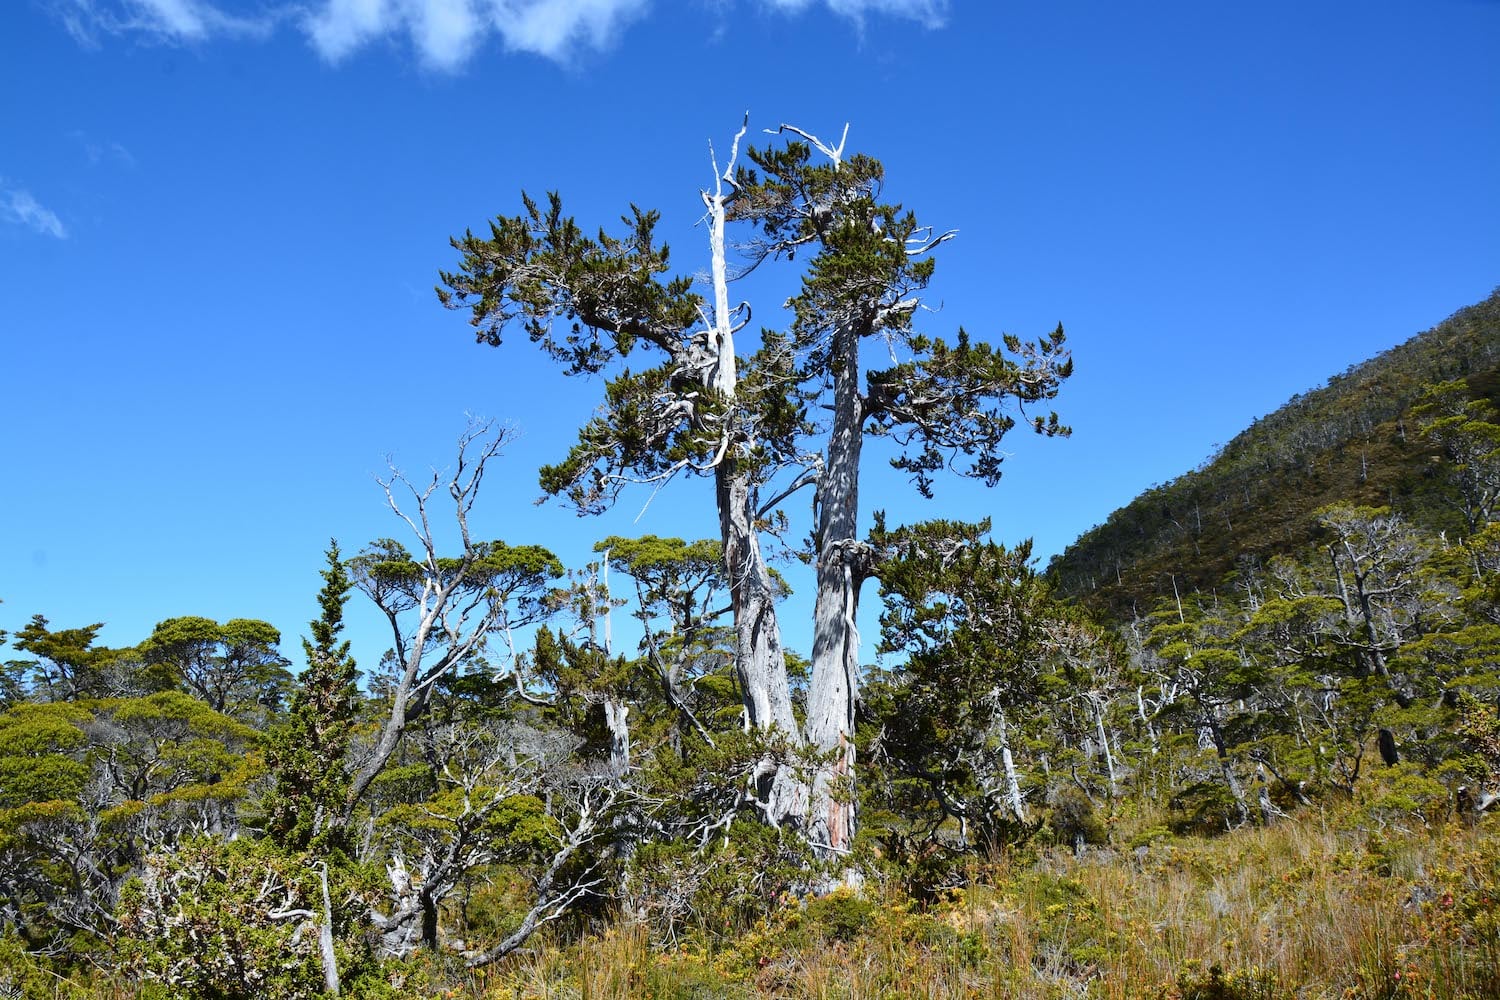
[490, 0, 650, 56]
[135, 0, 210, 37]
[48, 0, 946, 70]
[304, 0, 393, 61]
[1, 185, 69, 240]
[305, 0, 652, 67]
[412, 0, 482, 70]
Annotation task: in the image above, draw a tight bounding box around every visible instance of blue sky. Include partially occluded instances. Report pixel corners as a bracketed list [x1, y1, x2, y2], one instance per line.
[3, 0, 1498, 672]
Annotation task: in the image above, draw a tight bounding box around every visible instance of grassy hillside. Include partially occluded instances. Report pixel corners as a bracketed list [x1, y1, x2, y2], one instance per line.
[482, 795, 1499, 999]
[1048, 289, 1500, 617]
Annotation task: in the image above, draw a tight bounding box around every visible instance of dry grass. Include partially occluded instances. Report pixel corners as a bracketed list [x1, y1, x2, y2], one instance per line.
[480, 805, 1499, 1000]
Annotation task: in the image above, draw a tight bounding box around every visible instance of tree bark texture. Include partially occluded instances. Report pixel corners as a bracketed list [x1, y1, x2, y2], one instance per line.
[717, 461, 803, 824]
[805, 320, 867, 854]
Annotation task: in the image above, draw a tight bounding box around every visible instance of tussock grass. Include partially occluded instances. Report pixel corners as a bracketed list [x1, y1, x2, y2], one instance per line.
[478, 805, 1499, 1000]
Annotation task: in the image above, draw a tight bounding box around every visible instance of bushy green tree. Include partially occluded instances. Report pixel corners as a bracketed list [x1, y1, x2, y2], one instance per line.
[867, 517, 1053, 851]
[1140, 595, 1259, 829]
[9, 616, 134, 701]
[0, 691, 261, 958]
[139, 615, 292, 722]
[1413, 379, 1500, 533]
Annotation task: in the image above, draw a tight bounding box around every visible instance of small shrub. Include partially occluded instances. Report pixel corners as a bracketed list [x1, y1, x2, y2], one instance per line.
[1128, 824, 1173, 850]
[1166, 961, 1281, 1000]
[803, 890, 878, 943]
[1051, 786, 1107, 850]
[1170, 781, 1242, 835]
[1361, 763, 1451, 829]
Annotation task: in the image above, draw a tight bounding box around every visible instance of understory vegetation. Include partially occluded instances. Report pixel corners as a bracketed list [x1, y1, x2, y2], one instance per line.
[485, 796, 1500, 1000]
[3, 786, 1497, 997]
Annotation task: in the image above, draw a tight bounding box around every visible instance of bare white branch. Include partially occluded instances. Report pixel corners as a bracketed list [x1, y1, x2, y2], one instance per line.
[765, 121, 850, 168]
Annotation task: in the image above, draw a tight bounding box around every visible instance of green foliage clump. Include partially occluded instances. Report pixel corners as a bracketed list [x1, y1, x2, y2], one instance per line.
[1164, 962, 1281, 1000]
[802, 889, 878, 942]
[1170, 781, 1245, 835]
[1050, 786, 1108, 850]
[117, 838, 331, 1000]
[1360, 763, 1454, 830]
[0, 932, 92, 999]
[0, 703, 89, 809]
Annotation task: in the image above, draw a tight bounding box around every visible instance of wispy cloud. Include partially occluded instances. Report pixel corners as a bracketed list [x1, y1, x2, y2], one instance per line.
[68, 130, 137, 168]
[763, 0, 947, 29]
[48, 0, 275, 46]
[1, 184, 69, 240]
[46, 0, 946, 69]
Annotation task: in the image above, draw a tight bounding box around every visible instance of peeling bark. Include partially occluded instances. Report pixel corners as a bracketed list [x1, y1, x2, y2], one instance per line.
[604, 697, 632, 777]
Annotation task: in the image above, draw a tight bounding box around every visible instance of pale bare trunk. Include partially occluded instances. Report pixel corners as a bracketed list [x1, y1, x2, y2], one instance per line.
[997, 707, 1026, 822]
[717, 462, 802, 823]
[806, 321, 865, 855]
[603, 698, 631, 777]
[1137, 686, 1160, 754]
[318, 862, 340, 995]
[1091, 693, 1118, 798]
[702, 123, 802, 827]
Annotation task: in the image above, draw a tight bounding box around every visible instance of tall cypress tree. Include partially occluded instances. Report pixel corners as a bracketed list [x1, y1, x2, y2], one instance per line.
[265, 540, 359, 851]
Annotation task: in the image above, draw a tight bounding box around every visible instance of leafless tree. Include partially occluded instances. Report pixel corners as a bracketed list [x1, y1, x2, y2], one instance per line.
[342, 420, 525, 823]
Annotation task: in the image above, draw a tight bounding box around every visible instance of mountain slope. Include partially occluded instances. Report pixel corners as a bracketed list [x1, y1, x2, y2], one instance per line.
[1048, 289, 1500, 617]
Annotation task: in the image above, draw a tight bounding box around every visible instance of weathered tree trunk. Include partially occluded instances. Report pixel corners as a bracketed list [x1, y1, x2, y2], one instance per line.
[997, 707, 1027, 822]
[1090, 693, 1118, 799]
[806, 320, 867, 855]
[1354, 583, 1392, 682]
[318, 862, 340, 996]
[376, 855, 426, 958]
[701, 133, 803, 827]
[343, 660, 428, 826]
[1137, 686, 1160, 754]
[719, 466, 804, 825]
[603, 697, 631, 777]
[1204, 711, 1250, 827]
[1255, 766, 1289, 825]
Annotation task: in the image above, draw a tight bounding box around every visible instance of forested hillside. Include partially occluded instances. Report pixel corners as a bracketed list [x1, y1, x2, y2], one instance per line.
[1049, 290, 1500, 617]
